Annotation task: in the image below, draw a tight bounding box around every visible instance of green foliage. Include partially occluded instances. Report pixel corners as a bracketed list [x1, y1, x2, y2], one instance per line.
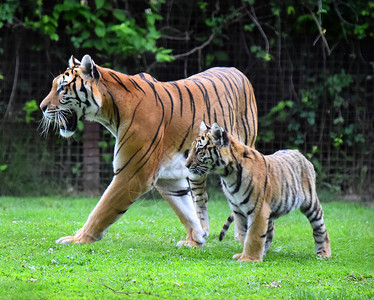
[257, 68, 369, 190]
[0, 0, 17, 28]
[1, 1, 372, 195]
[23, 99, 39, 123]
[0, 197, 373, 299]
[250, 45, 272, 62]
[0, 132, 64, 196]
[4, 0, 172, 62]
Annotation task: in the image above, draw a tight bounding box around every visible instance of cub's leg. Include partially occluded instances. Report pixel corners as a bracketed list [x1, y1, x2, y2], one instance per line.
[263, 218, 274, 256]
[239, 203, 270, 262]
[188, 174, 210, 236]
[156, 178, 206, 247]
[300, 195, 331, 258]
[231, 210, 248, 259]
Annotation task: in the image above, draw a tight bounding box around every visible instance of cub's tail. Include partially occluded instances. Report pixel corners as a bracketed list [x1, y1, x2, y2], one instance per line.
[219, 214, 234, 241]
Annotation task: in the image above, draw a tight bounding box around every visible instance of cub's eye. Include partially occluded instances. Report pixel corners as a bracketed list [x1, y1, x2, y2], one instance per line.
[57, 82, 67, 94]
[197, 152, 205, 160]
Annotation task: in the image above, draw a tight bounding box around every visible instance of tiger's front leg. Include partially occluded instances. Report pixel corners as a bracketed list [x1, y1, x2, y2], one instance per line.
[188, 174, 210, 237]
[239, 203, 270, 262]
[56, 174, 148, 245]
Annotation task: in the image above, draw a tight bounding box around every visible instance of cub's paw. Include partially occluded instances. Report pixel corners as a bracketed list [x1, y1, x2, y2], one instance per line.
[232, 253, 243, 260]
[176, 240, 205, 248]
[317, 251, 331, 258]
[238, 255, 262, 262]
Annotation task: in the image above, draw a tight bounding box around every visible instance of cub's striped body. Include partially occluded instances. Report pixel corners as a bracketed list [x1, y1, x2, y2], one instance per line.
[186, 123, 331, 261]
[40, 55, 257, 246]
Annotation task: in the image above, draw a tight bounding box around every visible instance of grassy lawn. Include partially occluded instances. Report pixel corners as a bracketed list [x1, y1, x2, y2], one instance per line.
[0, 194, 373, 299]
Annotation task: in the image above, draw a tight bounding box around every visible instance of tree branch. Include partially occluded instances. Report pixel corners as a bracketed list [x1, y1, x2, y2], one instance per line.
[101, 283, 159, 297]
[305, 6, 331, 56]
[4, 38, 21, 119]
[172, 32, 215, 60]
[246, 6, 270, 54]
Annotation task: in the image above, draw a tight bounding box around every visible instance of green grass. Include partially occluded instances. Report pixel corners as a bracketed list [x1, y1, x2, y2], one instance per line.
[0, 195, 373, 299]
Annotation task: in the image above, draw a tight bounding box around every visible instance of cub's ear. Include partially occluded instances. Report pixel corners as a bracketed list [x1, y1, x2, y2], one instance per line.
[80, 54, 99, 80]
[68, 55, 81, 68]
[211, 123, 230, 147]
[199, 121, 211, 134]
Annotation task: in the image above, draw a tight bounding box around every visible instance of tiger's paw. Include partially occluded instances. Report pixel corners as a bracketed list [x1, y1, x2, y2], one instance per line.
[201, 223, 210, 238]
[176, 240, 205, 248]
[55, 229, 101, 245]
[202, 229, 210, 238]
[56, 235, 84, 245]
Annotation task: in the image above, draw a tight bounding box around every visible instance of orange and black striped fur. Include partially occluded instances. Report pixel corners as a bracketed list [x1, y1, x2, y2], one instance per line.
[40, 55, 257, 246]
[186, 123, 331, 261]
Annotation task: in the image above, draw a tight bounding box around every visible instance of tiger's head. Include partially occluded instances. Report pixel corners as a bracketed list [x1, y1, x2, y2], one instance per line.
[40, 55, 102, 138]
[186, 122, 231, 176]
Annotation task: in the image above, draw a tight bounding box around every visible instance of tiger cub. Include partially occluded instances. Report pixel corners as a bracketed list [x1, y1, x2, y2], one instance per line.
[186, 122, 331, 262]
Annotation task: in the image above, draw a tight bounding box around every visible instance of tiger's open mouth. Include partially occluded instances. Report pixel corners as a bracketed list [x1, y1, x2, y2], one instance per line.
[60, 110, 77, 132]
[40, 108, 78, 138]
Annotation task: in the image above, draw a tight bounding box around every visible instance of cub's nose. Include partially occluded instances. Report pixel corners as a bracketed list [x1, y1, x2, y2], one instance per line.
[185, 161, 191, 169]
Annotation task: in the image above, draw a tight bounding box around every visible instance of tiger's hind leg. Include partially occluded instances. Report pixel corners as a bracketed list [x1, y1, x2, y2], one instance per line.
[188, 174, 210, 237]
[301, 196, 331, 258]
[155, 178, 206, 247]
[263, 218, 274, 256]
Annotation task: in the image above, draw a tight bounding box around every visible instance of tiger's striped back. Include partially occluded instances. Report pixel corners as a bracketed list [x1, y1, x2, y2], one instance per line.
[186, 123, 331, 261]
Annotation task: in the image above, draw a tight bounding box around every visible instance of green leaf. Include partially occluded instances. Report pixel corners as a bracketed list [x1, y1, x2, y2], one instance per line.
[155, 48, 174, 62]
[98, 141, 108, 148]
[214, 51, 229, 62]
[113, 9, 127, 22]
[0, 164, 8, 172]
[198, 1, 208, 12]
[95, 0, 105, 10]
[23, 100, 39, 123]
[206, 54, 215, 66]
[244, 24, 255, 32]
[94, 22, 106, 37]
[287, 6, 295, 15]
[77, 121, 84, 131]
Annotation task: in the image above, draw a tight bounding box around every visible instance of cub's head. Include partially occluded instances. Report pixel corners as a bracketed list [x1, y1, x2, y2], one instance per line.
[186, 122, 231, 176]
[40, 55, 101, 138]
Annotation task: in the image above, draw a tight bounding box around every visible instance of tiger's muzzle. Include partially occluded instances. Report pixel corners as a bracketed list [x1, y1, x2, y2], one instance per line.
[40, 106, 78, 138]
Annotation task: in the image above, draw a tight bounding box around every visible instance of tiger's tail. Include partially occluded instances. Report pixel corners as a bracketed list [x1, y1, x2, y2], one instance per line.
[219, 214, 234, 241]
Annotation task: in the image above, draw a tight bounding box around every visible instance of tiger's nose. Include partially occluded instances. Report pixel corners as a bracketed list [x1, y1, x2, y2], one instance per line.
[40, 102, 47, 112]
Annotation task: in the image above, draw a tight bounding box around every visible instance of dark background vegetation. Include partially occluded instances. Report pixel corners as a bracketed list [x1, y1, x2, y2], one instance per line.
[0, 0, 373, 199]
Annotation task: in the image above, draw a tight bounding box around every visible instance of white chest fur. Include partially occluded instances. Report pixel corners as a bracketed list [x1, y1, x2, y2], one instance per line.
[157, 153, 189, 180]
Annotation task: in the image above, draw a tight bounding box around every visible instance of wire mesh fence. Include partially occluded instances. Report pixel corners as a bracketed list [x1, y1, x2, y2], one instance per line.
[1, 3, 373, 198]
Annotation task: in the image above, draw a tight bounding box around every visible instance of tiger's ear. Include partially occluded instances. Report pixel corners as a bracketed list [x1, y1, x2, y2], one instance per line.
[80, 54, 99, 80]
[211, 123, 230, 147]
[199, 121, 211, 134]
[68, 55, 81, 68]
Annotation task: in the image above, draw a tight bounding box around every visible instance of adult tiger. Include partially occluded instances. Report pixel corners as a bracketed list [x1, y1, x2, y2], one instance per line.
[186, 122, 331, 261]
[40, 55, 257, 246]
